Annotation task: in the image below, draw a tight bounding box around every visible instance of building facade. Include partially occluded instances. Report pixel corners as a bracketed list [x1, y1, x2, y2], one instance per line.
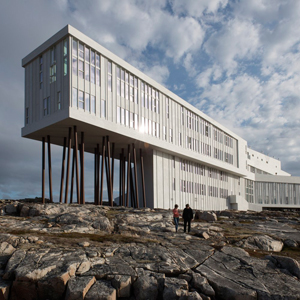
[22, 25, 300, 211]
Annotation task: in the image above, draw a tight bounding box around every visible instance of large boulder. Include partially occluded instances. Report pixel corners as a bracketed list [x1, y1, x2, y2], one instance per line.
[195, 211, 217, 222]
[236, 235, 284, 252]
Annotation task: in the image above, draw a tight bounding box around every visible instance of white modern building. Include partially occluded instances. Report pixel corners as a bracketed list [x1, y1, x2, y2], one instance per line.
[22, 25, 300, 211]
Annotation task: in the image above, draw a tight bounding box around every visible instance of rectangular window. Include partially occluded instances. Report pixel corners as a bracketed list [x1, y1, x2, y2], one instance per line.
[78, 91, 84, 110]
[173, 178, 175, 191]
[134, 114, 138, 130]
[43, 97, 50, 116]
[169, 128, 173, 143]
[130, 112, 134, 128]
[134, 77, 138, 104]
[91, 66, 95, 84]
[108, 61, 112, 91]
[64, 39, 68, 76]
[121, 108, 125, 125]
[166, 98, 169, 118]
[72, 56, 77, 75]
[79, 43, 84, 59]
[91, 95, 95, 114]
[85, 93, 90, 112]
[25, 107, 29, 124]
[72, 88, 77, 107]
[117, 106, 120, 123]
[96, 54, 101, 86]
[39, 56, 43, 89]
[57, 92, 61, 110]
[72, 39, 78, 56]
[149, 120, 152, 135]
[101, 100, 106, 118]
[144, 118, 148, 134]
[126, 110, 129, 127]
[85, 62, 90, 81]
[85, 47, 90, 62]
[50, 46, 56, 83]
[163, 126, 166, 140]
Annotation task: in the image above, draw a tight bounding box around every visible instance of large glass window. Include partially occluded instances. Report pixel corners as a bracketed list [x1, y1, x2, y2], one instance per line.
[39, 56, 43, 89]
[50, 46, 56, 83]
[108, 61, 112, 91]
[101, 100, 106, 118]
[57, 92, 61, 110]
[63, 39, 68, 76]
[96, 54, 100, 86]
[43, 97, 50, 116]
[91, 95, 95, 114]
[72, 88, 77, 107]
[85, 93, 90, 112]
[78, 91, 84, 109]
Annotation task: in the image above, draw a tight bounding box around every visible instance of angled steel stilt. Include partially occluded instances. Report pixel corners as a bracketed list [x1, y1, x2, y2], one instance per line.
[70, 144, 75, 204]
[100, 137, 105, 205]
[42, 137, 45, 204]
[47, 135, 53, 203]
[140, 149, 146, 207]
[132, 143, 139, 208]
[119, 153, 122, 206]
[94, 147, 97, 205]
[107, 136, 113, 206]
[65, 127, 72, 204]
[59, 137, 67, 203]
[111, 143, 115, 192]
[74, 126, 80, 204]
[80, 131, 85, 204]
[126, 144, 131, 207]
[122, 148, 125, 206]
[130, 166, 136, 208]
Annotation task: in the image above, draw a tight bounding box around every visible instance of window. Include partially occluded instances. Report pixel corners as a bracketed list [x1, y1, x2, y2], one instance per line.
[181, 107, 184, 125]
[96, 54, 100, 86]
[91, 95, 95, 114]
[117, 106, 121, 123]
[43, 97, 50, 116]
[57, 92, 61, 110]
[78, 43, 84, 79]
[130, 112, 134, 128]
[166, 98, 169, 118]
[121, 108, 125, 125]
[134, 78, 138, 104]
[126, 110, 129, 127]
[101, 100, 106, 118]
[63, 39, 68, 76]
[85, 93, 90, 112]
[25, 107, 29, 124]
[72, 39, 78, 75]
[50, 46, 56, 83]
[173, 178, 175, 191]
[108, 61, 112, 91]
[169, 128, 173, 143]
[72, 88, 77, 107]
[78, 91, 84, 110]
[135, 114, 138, 130]
[90, 51, 95, 84]
[163, 126, 166, 140]
[39, 56, 43, 89]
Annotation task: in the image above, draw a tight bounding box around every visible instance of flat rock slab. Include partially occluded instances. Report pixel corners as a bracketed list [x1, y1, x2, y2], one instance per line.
[85, 280, 116, 300]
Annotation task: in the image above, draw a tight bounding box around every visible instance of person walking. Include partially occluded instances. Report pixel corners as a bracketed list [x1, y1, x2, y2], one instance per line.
[182, 204, 193, 233]
[173, 204, 180, 232]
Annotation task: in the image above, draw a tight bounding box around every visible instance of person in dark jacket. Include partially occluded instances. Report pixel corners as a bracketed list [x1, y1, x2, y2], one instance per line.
[182, 204, 193, 233]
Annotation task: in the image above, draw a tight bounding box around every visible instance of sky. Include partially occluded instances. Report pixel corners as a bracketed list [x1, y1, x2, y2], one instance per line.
[1, 0, 300, 201]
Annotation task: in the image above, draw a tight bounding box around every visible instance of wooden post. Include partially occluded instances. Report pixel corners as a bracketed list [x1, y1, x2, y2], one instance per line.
[126, 144, 131, 207]
[42, 137, 45, 204]
[132, 143, 139, 208]
[64, 127, 72, 204]
[140, 149, 146, 207]
[47, 135, 53, 203]
[74, 126, 80, 204]
[59, 137, 67, 203]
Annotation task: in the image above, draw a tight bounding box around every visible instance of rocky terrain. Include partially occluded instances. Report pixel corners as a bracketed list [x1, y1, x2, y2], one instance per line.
[0, 199, 299, 300]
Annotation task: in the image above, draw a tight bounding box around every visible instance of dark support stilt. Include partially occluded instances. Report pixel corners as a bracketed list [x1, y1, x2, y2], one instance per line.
[59, 137, 67, 204]
[140, 149, 146, 207]
[132, 143, 139, 208]
[97, 144, 100, 205]
[70, 144, 75, 204]
[119, 153, 122, 206]
[42, 137, 45, 204]
[47, 135, 53, 203]
[122, 148, 125, 206]
[81, 131, 85, 205]
[100, 137, 105, 205]
[65, 127, 72, 204]
[107, 136, 113, 206]
[94, 148, 97, 205]
[111, 143, 115, 192]
[130, 167, 136, 208]
[74, 126, 80, 204]
[79, 143, 82, 203]
[126, 144, 131, 207]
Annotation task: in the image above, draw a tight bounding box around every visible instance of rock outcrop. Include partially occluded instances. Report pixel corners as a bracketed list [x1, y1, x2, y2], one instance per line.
[0, 199, 299, 300]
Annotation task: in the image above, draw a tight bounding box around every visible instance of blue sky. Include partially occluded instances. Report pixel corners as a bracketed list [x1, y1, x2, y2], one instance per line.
[1, 0, 300, 200]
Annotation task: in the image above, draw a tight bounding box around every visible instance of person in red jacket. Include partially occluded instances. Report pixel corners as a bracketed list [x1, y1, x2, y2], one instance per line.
[172, 204, 180, 232]
[182, 204, 193, 233]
